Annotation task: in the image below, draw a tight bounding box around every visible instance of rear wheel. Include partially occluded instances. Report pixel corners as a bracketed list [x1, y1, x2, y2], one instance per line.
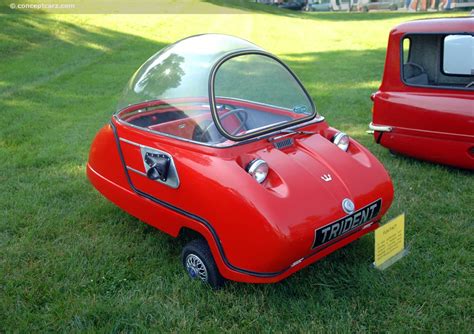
[389, 149, 400, 156]
[181, 239, 225, 289]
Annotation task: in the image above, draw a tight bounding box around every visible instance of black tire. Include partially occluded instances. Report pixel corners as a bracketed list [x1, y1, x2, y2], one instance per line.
[389, 149, 400, 156]
[181, 239, 225, 289]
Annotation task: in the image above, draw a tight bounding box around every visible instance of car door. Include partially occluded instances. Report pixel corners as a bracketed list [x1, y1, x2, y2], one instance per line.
[373, 32, 474, 168]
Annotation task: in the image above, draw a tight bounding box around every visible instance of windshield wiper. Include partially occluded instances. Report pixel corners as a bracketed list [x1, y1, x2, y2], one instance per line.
[268, 128, 315, 142]
[281, 129, 315, 135]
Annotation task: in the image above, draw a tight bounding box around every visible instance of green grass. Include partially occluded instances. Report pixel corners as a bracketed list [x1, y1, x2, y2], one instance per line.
[1, 3, 473, 332]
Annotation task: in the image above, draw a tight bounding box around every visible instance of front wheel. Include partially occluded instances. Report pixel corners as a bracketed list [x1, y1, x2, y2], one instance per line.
[181, 239, 225, 289]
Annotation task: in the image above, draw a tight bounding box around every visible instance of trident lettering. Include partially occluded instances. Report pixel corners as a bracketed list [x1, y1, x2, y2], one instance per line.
[321, 174, 332, 182]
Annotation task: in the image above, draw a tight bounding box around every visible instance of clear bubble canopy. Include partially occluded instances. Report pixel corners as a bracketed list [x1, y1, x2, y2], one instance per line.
[116, 34, 317, 145]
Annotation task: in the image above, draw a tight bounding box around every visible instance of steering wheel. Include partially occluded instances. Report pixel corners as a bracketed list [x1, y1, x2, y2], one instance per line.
[404, 62, 425, 76]
[199, 108, 249, 141]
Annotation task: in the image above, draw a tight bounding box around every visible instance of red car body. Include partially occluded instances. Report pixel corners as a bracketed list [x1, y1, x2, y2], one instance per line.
[87, 34, 394, 285]
[370, 18, 474, 170]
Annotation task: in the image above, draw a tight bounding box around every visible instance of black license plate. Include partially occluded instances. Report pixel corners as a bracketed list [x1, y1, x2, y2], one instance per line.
[312, 199, 382, 249]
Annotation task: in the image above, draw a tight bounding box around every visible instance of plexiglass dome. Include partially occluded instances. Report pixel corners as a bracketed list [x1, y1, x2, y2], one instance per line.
[116, 34, 316, 145]
[117, 34, 262, 110]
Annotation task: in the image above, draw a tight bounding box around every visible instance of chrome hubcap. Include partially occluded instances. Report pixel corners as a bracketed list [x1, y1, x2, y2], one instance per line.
[185, 254, 208, 282]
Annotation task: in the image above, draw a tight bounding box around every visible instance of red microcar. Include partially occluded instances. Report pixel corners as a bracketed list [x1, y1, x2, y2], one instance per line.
[87, 34, 394, 288]
[370, 17, 474, 170]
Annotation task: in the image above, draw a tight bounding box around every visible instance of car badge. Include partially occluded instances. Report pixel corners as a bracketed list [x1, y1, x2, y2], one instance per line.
[321, 174, 332, 182]
[342, 198, 355, 214]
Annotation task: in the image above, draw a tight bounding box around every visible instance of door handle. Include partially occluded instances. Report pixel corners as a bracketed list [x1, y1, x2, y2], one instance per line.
[138, 146, 180, 188]
[144, 153, 170, 181]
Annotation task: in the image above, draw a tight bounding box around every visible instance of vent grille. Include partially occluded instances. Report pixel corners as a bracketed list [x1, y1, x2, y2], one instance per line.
[274, 138, 294, 150]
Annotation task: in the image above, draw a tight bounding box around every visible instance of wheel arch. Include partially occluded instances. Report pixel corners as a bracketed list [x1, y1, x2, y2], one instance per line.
[178, 226, 206, 242]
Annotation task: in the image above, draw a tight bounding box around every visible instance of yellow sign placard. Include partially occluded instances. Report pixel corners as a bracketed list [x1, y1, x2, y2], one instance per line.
[374, 213, 405, 269]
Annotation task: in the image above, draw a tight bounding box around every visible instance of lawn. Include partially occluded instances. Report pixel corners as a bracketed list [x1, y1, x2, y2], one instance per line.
[0, 2, 472, 332]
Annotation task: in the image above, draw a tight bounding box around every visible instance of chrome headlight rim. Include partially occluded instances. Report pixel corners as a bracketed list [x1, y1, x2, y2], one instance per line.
[246, 159, 269, 184]
[333, 132, 350, 152]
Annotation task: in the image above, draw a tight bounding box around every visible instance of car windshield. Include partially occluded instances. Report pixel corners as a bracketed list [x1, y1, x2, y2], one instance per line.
[116, 34, 316, 146]
[212, 53, 315, 140]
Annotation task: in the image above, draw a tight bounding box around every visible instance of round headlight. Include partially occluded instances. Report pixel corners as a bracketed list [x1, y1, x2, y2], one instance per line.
[247, 159, 269, 184]
[333, 132, 350, 152]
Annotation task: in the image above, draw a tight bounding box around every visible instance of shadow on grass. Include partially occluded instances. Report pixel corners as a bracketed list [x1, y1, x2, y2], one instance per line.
[0, 14, 165, 98]
[387, 150, 474, 174]
[0, 13, 167, 165]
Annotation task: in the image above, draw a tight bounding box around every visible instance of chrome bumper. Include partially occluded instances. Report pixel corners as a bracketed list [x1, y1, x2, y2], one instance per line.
[367, 122, 393, 134]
